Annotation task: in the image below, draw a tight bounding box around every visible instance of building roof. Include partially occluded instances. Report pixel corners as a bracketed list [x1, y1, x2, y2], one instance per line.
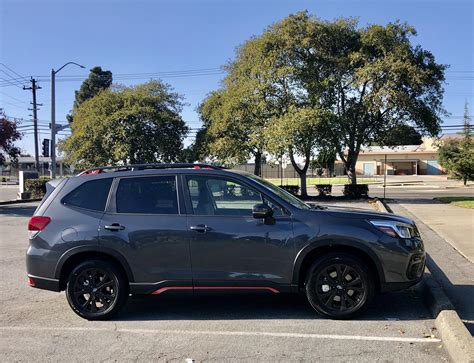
[359, 145, 421, 154]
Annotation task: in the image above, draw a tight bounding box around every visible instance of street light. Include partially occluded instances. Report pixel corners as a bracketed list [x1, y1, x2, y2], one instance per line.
[50, 62, 85, 178]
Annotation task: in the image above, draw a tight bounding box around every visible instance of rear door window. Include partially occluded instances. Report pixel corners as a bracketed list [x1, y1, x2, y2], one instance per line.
[62, 178, 113, 211]
[116, 175, 178, 214]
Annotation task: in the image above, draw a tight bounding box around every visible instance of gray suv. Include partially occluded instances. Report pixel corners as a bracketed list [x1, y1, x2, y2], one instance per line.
[26, 163, 425, 320]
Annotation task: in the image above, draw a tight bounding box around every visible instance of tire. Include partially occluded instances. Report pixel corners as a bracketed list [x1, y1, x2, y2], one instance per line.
[65, 259, 128, 320]
[305, 253, 374, 319]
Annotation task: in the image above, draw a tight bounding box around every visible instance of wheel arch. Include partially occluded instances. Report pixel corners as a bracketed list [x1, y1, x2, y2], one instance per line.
[292, 241, 384, 292]
[55, 246, 134, 290]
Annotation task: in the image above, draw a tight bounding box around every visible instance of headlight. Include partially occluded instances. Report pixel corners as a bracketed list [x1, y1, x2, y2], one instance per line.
[369, 220, 416, 238]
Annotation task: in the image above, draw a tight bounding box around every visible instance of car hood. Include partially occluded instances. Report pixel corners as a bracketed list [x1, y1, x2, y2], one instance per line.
[309, 204, 414, 225]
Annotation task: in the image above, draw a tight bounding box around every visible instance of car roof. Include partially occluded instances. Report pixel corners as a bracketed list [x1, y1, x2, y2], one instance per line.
[70, 164, 251, 181]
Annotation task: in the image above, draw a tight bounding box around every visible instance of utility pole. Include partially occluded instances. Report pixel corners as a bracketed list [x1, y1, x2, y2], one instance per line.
[51, 62, 85, 178]
[23, 78, 42, 172]
[50, 68, 56, 178]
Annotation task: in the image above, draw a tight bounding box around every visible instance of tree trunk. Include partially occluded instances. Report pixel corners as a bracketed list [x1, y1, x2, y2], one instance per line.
[289, 150, 309, 197]
[254, 151, 262, 177]
[464, 176, 468, 186]
[345, 150, 358, 185]
[299, 171, 307, 196]
[347, 163, 357, 185]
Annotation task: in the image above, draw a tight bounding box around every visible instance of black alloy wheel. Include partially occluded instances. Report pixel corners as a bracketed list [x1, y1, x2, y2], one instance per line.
[66, 259, 128, 320]
[306, 253, 374, 319]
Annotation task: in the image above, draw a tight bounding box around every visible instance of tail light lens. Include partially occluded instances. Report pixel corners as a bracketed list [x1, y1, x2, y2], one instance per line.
[28, 216, 51, 238]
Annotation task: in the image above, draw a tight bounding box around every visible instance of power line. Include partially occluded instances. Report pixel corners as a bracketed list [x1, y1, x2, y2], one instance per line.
[0, 63, 29, 88]
[0, 90, 29, 104]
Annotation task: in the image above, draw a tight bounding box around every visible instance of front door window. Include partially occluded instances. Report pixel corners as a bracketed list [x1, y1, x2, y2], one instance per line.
[187, 176, 262, 216]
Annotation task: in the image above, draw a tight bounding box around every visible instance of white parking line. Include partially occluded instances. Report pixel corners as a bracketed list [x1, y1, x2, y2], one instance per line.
[0, 326, 441, 343]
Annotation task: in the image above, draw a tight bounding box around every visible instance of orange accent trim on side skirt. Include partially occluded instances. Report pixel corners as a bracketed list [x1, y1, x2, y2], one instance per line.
[151, 286, 280, 295]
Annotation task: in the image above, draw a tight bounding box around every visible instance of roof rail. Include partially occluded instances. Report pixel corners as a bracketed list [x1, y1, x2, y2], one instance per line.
[77, 163, 226, 176]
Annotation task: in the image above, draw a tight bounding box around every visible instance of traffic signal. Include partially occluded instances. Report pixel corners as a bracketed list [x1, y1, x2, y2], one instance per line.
[42, 139, 50, 157]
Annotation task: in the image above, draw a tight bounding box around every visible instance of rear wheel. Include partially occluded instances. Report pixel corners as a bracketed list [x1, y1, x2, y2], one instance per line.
[305, 253, 374, 319]
[66, 259, 128, 320]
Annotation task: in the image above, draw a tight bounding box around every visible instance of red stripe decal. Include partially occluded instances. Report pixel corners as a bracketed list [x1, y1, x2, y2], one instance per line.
[152, 286, 193, 295]
[151, 286, 279, 295]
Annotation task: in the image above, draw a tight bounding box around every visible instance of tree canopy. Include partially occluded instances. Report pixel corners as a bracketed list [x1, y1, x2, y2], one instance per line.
[0, 112, 21, 166]
[197, 11, 446, 188]
[438, 102, 473, 185]
[375, 124, 423, 146]
[60, 80, 188, 168]
[67, 66, 113, 124]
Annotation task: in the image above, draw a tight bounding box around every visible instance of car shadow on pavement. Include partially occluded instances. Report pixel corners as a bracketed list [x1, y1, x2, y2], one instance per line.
[426, 254, 474, 335]
[0, 204, 37, 217]
[117, 287, 430, 322]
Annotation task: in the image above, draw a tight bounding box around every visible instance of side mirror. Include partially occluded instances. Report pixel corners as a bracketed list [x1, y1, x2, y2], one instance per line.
[252, 203, 274, 219]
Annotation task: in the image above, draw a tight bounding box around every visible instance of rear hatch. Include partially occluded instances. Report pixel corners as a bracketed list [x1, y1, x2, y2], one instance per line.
[33, 178, 68, 216]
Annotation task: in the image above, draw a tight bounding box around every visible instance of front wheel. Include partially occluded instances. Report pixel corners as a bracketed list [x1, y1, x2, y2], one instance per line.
[65, 259, 128, 320]
[305, 253, 374, 319]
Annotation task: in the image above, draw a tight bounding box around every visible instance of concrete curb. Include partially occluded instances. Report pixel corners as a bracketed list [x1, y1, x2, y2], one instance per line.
[0, 198, 41, 206]
[369, 198, 474, 362]
[436, 311, 474, 363]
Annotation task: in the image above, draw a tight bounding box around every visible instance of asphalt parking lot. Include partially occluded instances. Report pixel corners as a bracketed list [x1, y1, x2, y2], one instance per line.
[0, 202, 449, 361]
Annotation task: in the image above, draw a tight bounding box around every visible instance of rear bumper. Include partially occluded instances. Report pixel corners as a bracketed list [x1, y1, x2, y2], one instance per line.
[27, 274, 60, 292]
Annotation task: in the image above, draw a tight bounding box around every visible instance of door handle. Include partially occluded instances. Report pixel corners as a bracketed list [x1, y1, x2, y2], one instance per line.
[189, 225, 210, 233]
[104, 223, 125, 231]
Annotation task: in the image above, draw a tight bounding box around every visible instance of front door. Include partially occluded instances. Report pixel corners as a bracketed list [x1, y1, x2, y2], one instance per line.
[184, 175, 294, 290]
[363, 163, 374, 175]
[99, 175, 192, 289]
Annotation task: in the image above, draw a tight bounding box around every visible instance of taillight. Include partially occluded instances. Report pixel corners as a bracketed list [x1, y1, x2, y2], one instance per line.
[28, 216, 51, 238]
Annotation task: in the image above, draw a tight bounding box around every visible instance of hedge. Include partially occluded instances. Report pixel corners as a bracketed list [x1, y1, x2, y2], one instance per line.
[315, 184, 332, 196]
[279, 185, 300, 195]
[343, 184, 369, 198]
[25, 178, 51, 198]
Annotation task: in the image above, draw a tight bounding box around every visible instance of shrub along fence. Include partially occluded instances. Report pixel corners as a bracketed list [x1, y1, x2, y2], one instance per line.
[25, 178, 51, 199]
[315, 184, 332, 196]
[342, 184, 369, 198]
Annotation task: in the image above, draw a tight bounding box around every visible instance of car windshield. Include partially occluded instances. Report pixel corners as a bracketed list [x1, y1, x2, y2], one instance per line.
[246, 174, 311, 210]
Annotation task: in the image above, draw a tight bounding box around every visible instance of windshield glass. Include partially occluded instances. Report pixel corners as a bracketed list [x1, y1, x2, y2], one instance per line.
[246, 174, 311, 210]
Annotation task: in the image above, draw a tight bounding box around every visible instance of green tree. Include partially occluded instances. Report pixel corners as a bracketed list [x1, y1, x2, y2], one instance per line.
[268, 12, 446, 184]
[315, 148, 337, 177]
[0, 111, 21, 166]
[266, 107, 328, 196]
[376, 124, 423, 146]
[199, 31, 292, 176]
[67, 66, 113, 124]
[438, 102, 473, 185]
[60, 80, 188, 168]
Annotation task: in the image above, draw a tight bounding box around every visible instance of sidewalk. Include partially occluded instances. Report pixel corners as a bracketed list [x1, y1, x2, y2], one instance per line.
[389, 201, 474, 334]
[0, 185, 18, 203]
[397, 199, 474, 262]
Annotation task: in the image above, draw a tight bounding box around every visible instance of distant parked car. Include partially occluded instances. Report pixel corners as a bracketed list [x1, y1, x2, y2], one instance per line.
[26, 163, 425, 320]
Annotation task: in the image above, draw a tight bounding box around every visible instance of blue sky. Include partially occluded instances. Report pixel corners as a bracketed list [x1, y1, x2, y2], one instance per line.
[1, 0, 473, 155]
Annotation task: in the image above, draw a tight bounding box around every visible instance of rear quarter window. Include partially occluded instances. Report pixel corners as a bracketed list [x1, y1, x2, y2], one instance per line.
[62, 178, 113, 211]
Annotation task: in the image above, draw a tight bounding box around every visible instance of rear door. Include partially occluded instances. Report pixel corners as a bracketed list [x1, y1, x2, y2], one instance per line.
[99, 174, 192, 287]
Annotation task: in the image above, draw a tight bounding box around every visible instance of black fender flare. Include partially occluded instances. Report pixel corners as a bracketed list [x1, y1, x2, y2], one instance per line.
[291, 239, 385, 286]
[54, 245, 134, 282]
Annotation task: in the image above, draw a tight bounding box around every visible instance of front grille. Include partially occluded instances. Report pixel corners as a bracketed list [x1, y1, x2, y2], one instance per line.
[407, 254, 425, 280]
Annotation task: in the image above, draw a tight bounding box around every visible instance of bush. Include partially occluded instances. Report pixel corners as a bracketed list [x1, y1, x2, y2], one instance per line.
[25, 178, 51, 198]
[315, 184, 332, 196]
[279, 185, 300, 195]
[343, 184, 369, 198]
